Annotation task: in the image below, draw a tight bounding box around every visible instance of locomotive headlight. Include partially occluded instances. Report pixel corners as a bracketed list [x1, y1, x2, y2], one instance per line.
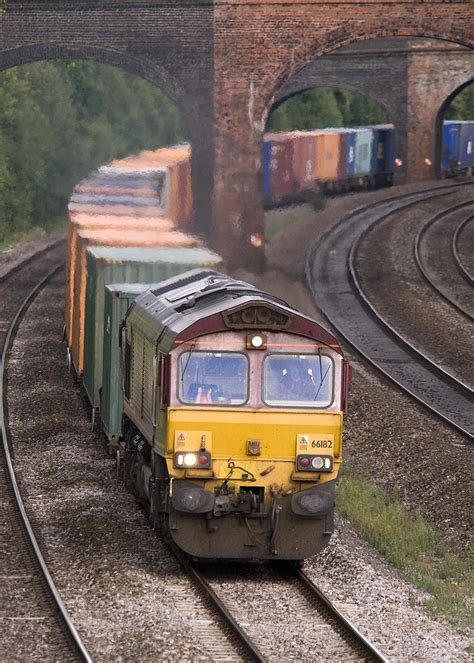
[184, 453, 198, 466]
[174, 451, 211, 469]
[311, 457, 324, 470]
[246, 333, 267, 350]
[251, 335, 263, 348]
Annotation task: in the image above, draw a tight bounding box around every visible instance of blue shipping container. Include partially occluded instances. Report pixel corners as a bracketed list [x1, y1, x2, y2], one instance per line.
[344, 130, 357, 177]
[442, 121, 461, 171]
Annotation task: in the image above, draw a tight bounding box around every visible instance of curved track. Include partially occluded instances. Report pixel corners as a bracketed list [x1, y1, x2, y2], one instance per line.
[178, 555, 388, 662]
[307, 183, 474, 440]
[453, 214, 474, 283]
[415, 202, 474, 320]
[0, 241, 91, 662]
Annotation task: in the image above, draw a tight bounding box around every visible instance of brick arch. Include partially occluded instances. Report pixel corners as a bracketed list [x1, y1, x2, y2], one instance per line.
[265, 21, 473, 119]
[436, 78, 474, 122]
[0, 43, 190, 125]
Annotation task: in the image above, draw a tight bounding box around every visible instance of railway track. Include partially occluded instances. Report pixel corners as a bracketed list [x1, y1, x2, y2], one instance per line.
[307, 182, 474, 440]
[0, 240, 91, 662]
[352, 193, 473, 388]
[453, 214, 474, 282]
[174, 550, 387, 662]
[415, 202, 474, 320]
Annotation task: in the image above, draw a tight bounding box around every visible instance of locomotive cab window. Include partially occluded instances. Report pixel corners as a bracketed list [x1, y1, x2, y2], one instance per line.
[178, 351, 249, 405]
[263, 353, 334, 408]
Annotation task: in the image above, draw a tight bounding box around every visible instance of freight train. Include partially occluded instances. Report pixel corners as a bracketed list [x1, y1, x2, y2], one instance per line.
[65, 133, 354, 560]
[66, 250, 350, 560]
[65, 118, 471, 559]
[68, 121, 474, 230]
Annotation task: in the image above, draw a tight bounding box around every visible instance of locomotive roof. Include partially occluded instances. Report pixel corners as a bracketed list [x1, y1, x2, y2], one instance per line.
[127, 270, 341, 353]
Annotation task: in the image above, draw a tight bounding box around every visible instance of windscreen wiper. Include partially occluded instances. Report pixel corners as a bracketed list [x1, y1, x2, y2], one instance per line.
[180, 342, 196, 383]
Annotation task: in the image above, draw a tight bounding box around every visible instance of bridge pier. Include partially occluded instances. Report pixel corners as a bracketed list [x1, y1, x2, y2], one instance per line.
[0, 2, 471, 268]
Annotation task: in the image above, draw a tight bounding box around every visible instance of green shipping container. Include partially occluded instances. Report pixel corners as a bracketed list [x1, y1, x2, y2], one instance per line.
[83, 246, 222, 414]
[354, 128, 374, 176]
[101, 284, 152, 441]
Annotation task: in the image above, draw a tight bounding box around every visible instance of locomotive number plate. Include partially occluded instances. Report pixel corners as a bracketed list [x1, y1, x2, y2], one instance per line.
[297, 434, 334, 454]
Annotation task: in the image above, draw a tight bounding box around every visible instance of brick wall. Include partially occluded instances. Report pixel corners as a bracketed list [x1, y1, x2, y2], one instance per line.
[0, 1, 472, 265]
[407, 50, 474, 181]
[213, 3, 473, 265]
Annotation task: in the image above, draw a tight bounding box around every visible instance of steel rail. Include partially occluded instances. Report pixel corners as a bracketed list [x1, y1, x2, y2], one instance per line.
[168, 542, 265, 662]
[307, 182, 474, 440]
[452, 213, 474, 284]
[0, 237, 64, 283]
[414, 201, 474, 320]
[296, 568, 389, 662]
[348, 200, 474, 391]
[0, 255, 92, 663]
[175, 554, 388, 662]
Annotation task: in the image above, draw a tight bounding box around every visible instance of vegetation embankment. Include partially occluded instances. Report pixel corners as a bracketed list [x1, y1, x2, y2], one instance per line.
[337, 468, 472, 638]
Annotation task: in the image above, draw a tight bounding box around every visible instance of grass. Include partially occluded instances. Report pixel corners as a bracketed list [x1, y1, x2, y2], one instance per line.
[264, 212, 303, 241]
[0, 218, 67, 253]
[336, 466, 473, 635]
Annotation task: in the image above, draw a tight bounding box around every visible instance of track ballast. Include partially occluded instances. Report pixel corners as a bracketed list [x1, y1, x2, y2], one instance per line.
[307, 182, 474, 440]
[0, 241, 91, 662]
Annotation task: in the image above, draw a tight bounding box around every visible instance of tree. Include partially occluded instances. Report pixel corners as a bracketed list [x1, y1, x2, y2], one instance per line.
[445, 83, 474, 120]
[0, 60, 187, 244]
[267, 87, 389, 132]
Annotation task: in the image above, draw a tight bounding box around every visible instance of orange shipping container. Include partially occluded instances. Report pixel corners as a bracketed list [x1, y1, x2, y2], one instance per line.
[70, 226, 201, 376]
[120, 146, 191, 225]
[65, 215, 175, 346]
[313, 131, 341, 182]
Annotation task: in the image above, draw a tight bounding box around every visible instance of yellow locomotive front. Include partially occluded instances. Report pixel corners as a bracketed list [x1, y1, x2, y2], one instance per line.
[122, 274, 350, 560]
[165, 332, 345, 560]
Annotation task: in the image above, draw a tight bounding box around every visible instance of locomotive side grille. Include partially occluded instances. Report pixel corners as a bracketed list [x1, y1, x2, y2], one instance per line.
[131, 329, 144, 416]
[142, 339, 155, 423]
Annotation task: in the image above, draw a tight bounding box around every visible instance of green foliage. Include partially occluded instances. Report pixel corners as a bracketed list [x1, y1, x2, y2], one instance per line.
[267, 87, 389, 132]
[337, 467, 473, 630]
[0, 60, 186, 246]
[267, 83, 474, 133]
[337, 470, 435, 567]
[445, 83, 474, 120]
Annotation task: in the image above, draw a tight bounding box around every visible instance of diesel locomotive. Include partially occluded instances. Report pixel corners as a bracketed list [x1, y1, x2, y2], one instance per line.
[118, 270, 351, 560]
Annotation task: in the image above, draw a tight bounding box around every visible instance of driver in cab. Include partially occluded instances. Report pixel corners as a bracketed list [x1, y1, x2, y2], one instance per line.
[278, 361, 315, 401]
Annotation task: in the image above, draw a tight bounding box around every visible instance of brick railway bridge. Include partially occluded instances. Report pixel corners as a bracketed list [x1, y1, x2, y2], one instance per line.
[1, 1, 473, 265]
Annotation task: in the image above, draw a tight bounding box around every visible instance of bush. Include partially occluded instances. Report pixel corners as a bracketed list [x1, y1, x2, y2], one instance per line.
[311, 193, 327, 212]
